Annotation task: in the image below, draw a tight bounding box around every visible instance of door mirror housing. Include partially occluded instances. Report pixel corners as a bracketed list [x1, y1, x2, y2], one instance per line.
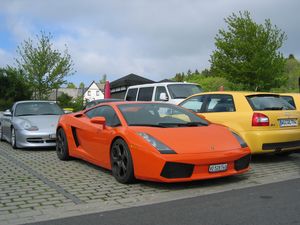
[91, 116, 106, 128]
[159, 92, 168, 101]
[3, 109, 12, 117]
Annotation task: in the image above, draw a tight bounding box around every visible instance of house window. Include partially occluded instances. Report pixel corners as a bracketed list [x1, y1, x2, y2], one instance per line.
[88, 91, 91, 96]
[96, 91, 99, 96]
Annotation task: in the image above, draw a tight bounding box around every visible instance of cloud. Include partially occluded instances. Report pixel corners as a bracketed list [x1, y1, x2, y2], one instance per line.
[0, 0, 299, 84]
[0, 48, 14, 67]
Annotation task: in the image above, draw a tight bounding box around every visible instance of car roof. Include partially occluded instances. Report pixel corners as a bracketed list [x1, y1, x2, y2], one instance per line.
[15, 100, 57, 104]
[126, 82, 198, 89]
[187, 91, 281, 98]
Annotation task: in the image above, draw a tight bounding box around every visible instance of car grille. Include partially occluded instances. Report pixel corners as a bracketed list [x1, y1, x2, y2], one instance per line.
[160, 162, 194, 179]
[234, 154, 251, 171]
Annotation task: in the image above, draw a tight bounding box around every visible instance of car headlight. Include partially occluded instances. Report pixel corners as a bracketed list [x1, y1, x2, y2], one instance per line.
[231, 131, 248, 148]
[22, 121, 39, 131]
[137, 132, 176, 154]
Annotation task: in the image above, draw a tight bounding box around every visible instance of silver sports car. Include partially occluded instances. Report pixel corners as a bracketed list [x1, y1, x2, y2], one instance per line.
[0, 101, 64, 148]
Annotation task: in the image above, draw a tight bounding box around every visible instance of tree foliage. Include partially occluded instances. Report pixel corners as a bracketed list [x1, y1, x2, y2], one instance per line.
[16, 32, 75, 100]
[67, 82, 76, 88]
[210, 11, 287, 91]
[0, 67, 32, 110]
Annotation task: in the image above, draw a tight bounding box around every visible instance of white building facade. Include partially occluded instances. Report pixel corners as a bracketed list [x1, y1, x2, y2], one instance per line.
[83, 81, 104, 103]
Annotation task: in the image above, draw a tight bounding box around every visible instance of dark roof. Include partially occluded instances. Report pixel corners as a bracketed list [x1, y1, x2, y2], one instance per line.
[157, 79, 175, 83]
[110, 73, 154, 89]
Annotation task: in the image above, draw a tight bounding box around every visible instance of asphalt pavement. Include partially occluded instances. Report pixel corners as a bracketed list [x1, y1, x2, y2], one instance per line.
[25, 178, 300, 225]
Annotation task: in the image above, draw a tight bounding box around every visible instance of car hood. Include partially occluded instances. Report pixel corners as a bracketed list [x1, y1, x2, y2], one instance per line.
[130, 124, 242, 154]
[14, 115, 61, 131]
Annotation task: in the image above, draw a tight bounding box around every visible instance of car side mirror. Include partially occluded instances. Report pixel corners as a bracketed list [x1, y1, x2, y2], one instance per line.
[91, 116, 106, 128]
[159, 92, 168, 101]
[3, 109, 12, 117]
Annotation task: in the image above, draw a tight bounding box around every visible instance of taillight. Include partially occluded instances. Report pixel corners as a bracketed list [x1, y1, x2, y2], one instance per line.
[252, 113, 269, 126]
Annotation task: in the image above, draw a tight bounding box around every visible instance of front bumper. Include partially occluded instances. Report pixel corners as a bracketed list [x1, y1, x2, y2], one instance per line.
[15, 129, 56, 148]
[131, 145, 251, 183]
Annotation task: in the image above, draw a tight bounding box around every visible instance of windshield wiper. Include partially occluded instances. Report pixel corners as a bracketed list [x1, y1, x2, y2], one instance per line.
[129, 124, 167, 128]
[158, 121, 208, 127]
[263, 107, 283, 110]
[16, 114, 37, 116]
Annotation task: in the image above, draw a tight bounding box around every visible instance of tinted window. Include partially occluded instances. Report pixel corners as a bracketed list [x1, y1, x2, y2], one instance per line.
[155, 86, 169, 101]
[126, 88, 138, 101]
[85, 106, 121, 127]
[247, 95, 295, 111]
[280, 96, 296, 108]
[118, 103, 208, 127]
[167, 84, 202, 99]
[204, 94, 235, 113]
[180, 95, 205, 113]
[15, 102, 64, 116]
[137, 87, 154, 101]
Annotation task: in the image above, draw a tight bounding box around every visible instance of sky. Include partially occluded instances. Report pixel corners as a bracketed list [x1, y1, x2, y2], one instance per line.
[0, 0, 299, 86]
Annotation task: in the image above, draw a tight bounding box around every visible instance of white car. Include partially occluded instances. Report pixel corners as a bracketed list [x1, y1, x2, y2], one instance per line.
[124, 82, 202, 104]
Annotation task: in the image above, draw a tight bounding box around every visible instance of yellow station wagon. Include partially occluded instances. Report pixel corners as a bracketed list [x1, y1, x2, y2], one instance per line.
[179, 91, 300, 154]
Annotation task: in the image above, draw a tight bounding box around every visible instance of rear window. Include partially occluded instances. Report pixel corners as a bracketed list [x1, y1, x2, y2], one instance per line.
[137, 87, 154, 101]
[280, 96, 296, 108]
[246, 95, 295, 111]
[126, 88, 138, 101]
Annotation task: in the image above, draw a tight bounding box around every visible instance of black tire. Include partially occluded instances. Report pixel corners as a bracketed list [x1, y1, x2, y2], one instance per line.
[110, 138, 135, 184]
[56, 128, 70, 160]
[11, 127, 17, 149]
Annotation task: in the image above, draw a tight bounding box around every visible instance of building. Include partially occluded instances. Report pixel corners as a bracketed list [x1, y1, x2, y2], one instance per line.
[83, 81, 105, 103]
[110, 73, 154, 99]
[48, 88, 84, 101]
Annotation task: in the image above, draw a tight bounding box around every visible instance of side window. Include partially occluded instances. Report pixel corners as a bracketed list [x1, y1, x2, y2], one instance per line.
[204, 94, 235, 113]
[85, 106, 121, 127]
[180, 96, 205, 113]
[155, 86, 169, 101]
[126, 88, 138, 101]
[137, 87, 154, 101]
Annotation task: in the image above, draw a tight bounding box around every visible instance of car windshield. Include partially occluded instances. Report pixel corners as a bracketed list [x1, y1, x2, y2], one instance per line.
[246, 95, 295, 111]
[15, 102, 64, 116]
[280, 96, 296, 108]
[118, 103, 208, 127]
[167, 84, 202, 99]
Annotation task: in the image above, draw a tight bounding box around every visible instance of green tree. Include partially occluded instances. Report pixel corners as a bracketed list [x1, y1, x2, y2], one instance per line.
[100, 74, 107, 84]
[15, 31, 75, 100]
[210, 11, 287, 91]
[271, 55, 300, 92]
[0, 67, 32, 110]
[67, 82, 76, 88]
[79, 82, 85, 89]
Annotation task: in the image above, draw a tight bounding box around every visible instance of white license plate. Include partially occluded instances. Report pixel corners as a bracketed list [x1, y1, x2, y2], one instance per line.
[279, 119, 298, 127]
[209, 163, 228, 173]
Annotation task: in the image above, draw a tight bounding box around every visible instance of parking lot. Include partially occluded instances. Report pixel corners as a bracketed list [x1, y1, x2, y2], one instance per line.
[1, 141, 300, 225]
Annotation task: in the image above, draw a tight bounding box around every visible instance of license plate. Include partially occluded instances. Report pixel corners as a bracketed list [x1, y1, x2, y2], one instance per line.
[279, 119, 298, 127]
[209, 163, 228, 173]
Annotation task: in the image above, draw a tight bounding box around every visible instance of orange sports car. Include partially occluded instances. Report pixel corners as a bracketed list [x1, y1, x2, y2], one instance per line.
[56, 102, 251, 183]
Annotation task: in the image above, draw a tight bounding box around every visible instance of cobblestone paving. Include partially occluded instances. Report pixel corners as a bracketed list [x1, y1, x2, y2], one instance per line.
[0, 141, 300, 225]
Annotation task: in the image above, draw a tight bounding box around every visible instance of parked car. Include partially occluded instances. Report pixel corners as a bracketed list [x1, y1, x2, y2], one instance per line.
[124, 82, 202, 104]
[83, 98, 122, 110]
[280, 93, 300, 110]
[56, 101, 250, 183]
[0, 101, 64, 149]
[179, 91, 300, 155]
